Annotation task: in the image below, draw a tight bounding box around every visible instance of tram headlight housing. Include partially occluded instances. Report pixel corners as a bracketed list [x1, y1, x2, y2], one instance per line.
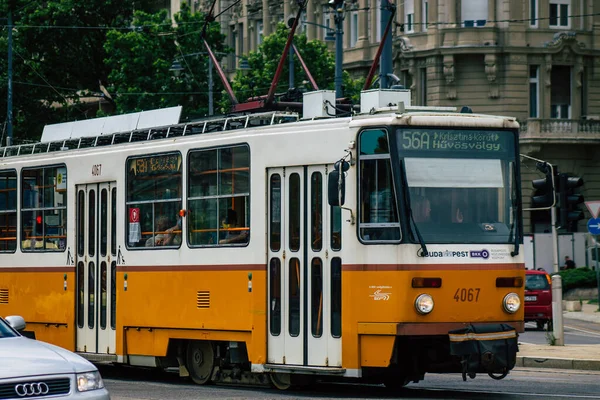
[415, 293, 434, 315]
[502, 292, 521, 314]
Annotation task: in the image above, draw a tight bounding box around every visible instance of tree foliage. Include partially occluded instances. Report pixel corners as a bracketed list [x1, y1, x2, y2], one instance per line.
[1, 0, 139, 143]
[0, 1, 226, 144]
[227, 23, 362, 111]
[104, 3, 228, 119]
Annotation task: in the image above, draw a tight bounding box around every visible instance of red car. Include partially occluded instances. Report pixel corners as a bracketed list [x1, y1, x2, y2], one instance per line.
[524, 269, 553, 330]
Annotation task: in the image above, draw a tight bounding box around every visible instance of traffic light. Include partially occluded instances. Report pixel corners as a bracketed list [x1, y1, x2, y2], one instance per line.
[531, 162, 556, 208]
[559, 173, 584, 231]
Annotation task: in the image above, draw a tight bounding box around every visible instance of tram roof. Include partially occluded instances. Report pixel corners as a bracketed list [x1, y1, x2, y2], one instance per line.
[0, 105, 519, 161]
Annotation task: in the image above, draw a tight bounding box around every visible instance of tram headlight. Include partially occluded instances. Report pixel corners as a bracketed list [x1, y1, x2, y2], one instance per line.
[415, 294, 434, 315]
[502, 292, 521, 314]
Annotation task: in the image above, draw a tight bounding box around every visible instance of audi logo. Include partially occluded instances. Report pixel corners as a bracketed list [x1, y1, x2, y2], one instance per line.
[14, 382, 49, 397]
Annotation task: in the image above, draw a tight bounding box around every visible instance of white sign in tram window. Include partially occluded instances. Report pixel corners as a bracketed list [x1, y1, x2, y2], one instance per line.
[405, 158, 504, 188]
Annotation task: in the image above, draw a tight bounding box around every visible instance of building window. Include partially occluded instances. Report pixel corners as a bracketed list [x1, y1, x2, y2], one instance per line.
[300, 12, 307, 34]
[530, 0, 538, 27]
[350, 11, 358, 47]
[21, 165, 67, 251]
[405, 0, 414, 33]
[0, 170, 17, 252]
[529, 65, 539, 118]
[422, 0, 428, 31]
[461, 0, 487, 27]
[126, 153, 182, 248]
[358, 129, 401, 243]
[549, 0, 570, 28]
[188, 145, 250, 246]
[551, 66, 571, 119]
[257, 20, 264, 46]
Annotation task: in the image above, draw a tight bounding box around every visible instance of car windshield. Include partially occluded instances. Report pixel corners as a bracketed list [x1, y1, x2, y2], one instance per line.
[526, 274, 550, 290]
[0, 318, 18, 338]
[395, 128, 519, 244]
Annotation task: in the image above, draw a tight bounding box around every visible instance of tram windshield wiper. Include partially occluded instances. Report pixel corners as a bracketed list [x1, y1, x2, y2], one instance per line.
[400, 160, 428, 256]
[509, 161, 519, 257]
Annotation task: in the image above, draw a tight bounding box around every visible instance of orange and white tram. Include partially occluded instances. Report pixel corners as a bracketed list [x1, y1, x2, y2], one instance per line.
[0, 90, 524, 389]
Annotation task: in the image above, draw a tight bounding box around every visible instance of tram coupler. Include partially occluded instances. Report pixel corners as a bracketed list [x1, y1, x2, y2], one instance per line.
[449, 324, 518, 381]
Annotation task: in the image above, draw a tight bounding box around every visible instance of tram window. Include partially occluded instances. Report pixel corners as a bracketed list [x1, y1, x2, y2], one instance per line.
[88, 262, 95, 329]
[188, 145, 250, 246]
[358, 130, 401, 243]
[331, 206, 342, 251]
[289, 258, 301, 337]
[77, 261, 84, 329]
[0, 170, 17, 252]
[111, 188, 117, 256]
[125, 153, 182, 249]
[77, 190, 85, 257]
[21, 165, 67, 252]
[270, 174, 281, 252]
[311, 172, 323, 251]
[269, 258, 281, 336]
[110, 261, 117, 330]
[331, 257, 342, 338]
[100, 261, 107, 330]
[100, 189, 108, 257]
[88, 189, 96, 256]
[311, 258, 323, 338]
[289, 173, 301, 252]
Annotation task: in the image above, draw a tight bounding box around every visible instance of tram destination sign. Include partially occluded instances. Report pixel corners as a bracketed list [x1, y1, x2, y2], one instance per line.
[133, 154, 181, 175]
[398, 129, 510, 153]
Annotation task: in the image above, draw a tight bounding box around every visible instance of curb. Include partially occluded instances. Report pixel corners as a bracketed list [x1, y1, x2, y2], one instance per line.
[516, 356, 600, 371]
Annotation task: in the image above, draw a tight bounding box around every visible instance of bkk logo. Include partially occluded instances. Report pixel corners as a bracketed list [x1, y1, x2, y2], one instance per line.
[470, 249, 490, 259]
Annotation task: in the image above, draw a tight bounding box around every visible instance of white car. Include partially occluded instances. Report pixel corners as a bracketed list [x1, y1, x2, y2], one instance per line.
[0, 316, 110, 399]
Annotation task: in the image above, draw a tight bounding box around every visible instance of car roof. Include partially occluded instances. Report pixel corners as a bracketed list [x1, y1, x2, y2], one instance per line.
[526, 269, 548, 275]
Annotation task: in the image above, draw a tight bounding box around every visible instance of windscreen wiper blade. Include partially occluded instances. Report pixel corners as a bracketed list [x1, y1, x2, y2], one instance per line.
[509, 162, 519, 257]
[400, 160, 428, 256]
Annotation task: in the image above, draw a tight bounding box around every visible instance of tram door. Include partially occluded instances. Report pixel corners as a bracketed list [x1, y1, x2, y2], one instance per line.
[75, 183, 117, 355]
[267, 166, 342, 367]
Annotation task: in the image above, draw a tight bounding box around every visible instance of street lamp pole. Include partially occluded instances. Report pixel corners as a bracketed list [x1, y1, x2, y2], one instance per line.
[289, 46, 295, 89]
[380, 0, 393, 90]
[334, 9, 344, 99]
[7, 6, 13, 146]
[208, 57, 214, 116]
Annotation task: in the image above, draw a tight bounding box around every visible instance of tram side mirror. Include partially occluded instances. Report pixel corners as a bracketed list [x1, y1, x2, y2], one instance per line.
[328, 161, 349, 207]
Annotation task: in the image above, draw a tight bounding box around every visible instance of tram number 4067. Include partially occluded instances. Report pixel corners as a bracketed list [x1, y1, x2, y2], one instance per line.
[453, 288, 480, 302]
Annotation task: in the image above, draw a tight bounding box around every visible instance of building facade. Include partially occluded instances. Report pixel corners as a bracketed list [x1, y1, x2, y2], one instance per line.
[169, 0, 600, 236]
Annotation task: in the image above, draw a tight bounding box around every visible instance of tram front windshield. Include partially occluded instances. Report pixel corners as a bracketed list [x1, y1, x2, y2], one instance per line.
[395, 128, 518, 244]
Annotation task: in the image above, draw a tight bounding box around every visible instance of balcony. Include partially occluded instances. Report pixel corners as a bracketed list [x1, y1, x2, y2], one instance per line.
[519, 118, 600, 144]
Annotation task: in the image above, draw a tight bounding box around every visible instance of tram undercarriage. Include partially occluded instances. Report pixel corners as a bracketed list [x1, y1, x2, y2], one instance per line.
[116, 324, 517, 390]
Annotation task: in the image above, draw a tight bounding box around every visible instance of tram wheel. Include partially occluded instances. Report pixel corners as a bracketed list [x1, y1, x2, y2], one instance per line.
[383, 376, 409, 391]
[186, 341, 215, 385]
[269, 372, 292, 390]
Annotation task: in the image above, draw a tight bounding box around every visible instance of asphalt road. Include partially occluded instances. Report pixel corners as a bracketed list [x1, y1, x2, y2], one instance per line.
[101, 365, 600, 400]
[520, 317, 600, 345]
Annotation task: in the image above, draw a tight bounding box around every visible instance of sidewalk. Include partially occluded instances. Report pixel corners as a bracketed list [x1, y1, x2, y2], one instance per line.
[517, 303, 600, 371]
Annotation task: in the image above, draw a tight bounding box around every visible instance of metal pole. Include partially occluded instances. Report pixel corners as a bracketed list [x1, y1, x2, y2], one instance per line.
[7, 6, 14, 147]
[596, 236, 600, 311]
[208, 57, 214, 116]
[552, 274, 564, 345]
[334, 10, 343, 99]
[552, 206, 559, 274]
[289, 46, 294, 89]
[551, 206, 564, 345]
[380, 0, 392, 89]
